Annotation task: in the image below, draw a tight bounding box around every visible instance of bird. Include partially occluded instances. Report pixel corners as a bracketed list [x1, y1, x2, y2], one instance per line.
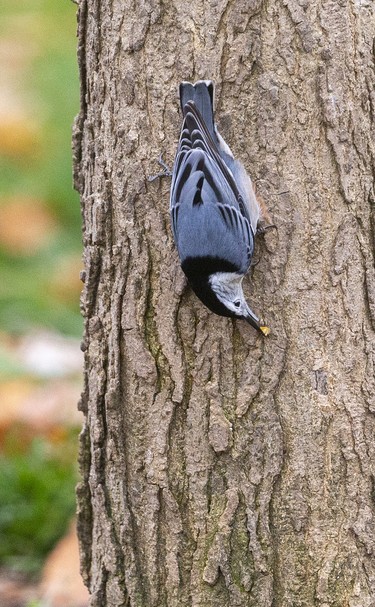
[169, 80, 270, 335]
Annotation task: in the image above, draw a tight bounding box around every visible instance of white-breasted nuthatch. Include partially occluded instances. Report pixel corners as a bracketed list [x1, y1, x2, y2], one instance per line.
[170, 80, 269, 335]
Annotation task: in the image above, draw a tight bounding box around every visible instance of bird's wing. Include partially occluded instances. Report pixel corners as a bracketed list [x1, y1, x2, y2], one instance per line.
[170, 102, 254, 259]
[215, 202, 254, 266]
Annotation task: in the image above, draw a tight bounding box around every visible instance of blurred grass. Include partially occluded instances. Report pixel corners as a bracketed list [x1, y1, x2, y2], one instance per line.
[0, 0, 82, 336]
[0, 432, 77, 576]
[0, 0, 82, 585]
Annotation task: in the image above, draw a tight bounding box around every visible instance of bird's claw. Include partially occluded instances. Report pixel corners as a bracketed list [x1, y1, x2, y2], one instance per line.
[148, 154, 173, 182]
[256, 223, 277, 236]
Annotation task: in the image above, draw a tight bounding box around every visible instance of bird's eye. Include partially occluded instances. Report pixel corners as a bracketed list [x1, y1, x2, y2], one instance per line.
[234, 300, 241, 308]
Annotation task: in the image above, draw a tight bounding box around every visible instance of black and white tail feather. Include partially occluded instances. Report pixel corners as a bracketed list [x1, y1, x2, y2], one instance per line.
[170, 80, 269, 335]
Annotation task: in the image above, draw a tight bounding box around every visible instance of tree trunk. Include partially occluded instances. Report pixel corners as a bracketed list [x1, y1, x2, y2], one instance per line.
[74, 0, 375, 605]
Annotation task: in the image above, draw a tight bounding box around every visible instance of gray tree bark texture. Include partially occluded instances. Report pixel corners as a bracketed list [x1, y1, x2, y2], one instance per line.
[74, 0, 375, 605]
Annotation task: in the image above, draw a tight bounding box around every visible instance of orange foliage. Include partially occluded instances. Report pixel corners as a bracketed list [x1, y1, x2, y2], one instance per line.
[48, 255, 84, 304]
[0, 115, 39, 157]
[0, 195, 57, 255]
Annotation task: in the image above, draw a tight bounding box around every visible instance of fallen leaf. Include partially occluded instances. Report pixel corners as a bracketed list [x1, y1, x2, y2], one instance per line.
[40, 519, 89, 607]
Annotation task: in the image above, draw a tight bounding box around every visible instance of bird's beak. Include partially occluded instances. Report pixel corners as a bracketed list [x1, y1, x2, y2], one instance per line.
[244, 305, 270, 336]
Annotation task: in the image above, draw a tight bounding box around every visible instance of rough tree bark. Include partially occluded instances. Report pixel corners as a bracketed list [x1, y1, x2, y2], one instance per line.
[73, 0, 375, 605]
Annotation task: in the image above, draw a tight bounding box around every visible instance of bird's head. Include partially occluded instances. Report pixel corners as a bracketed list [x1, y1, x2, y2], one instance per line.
[209, 272, 270, 335]
[181, 257, 269, 335]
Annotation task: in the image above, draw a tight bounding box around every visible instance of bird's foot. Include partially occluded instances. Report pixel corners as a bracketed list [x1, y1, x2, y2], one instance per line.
[148, 154, 173, 182]
[256, 223, 277, 237]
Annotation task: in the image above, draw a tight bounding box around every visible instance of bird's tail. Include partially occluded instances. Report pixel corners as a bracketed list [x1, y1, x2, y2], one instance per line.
[179, 80, 215, 139]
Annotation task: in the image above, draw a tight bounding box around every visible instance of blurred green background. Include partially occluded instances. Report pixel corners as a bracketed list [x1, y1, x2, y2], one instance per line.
[0, 0, 85, 603]
[0, 0, 82, 336]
